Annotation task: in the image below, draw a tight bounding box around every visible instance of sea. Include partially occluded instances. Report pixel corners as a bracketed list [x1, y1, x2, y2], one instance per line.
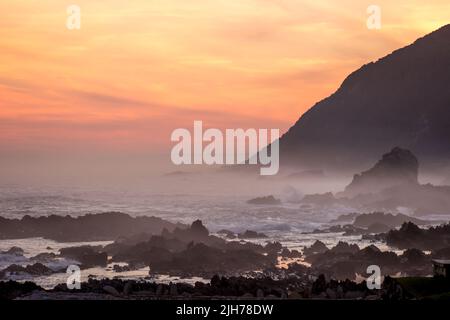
[0, 183, 440, 289]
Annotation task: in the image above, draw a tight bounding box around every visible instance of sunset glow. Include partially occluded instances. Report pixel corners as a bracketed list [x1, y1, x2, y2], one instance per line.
[1, 0, 449, 155]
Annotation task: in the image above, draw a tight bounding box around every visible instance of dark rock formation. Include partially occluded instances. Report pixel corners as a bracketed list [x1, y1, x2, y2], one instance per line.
[216, 229, 236, 239]
[1, 247, 24, 256]
[0, 281, 43, 300]
[306, 242, 432, 280]
[382, 276, 450, 300]
[311, 274, 376, 299]
[342, 147, 419, 197]
[386, 222, 450, 250]
[330, 213, 359, 224]
[301, 148, 450, 215]
[247, 195, 281, 205]
[303, 240, 328, 256]
[59, 246, 108, 268]
[330, 241, 359, 255]
[432, 247, 450, 259]
[109, 220, 279, 277]
[0, 212, 184, 242]
[0, 263, 54, 279]
[238, 230, 268, 239]
[353, 212, 427, 228]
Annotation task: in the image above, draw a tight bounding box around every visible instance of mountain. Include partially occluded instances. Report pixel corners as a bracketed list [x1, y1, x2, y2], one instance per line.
[279, 25, 450, 172]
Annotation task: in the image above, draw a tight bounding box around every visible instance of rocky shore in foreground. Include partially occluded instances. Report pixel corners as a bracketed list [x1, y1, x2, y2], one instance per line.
[5, 273, 450, 300]
[2, 274, 379, 300]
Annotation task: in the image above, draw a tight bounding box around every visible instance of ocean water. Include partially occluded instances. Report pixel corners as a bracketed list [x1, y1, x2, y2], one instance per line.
[0, 184, 424, 288]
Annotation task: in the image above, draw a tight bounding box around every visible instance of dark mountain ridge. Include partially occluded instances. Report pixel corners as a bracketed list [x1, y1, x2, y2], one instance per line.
[280, 24, 450, 172]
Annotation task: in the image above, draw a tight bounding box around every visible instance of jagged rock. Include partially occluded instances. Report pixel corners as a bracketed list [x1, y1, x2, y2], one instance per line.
[330, 241, 359, 254]
[366, 223, 391, 233]
[123, 282, 133, 295]
[169, 283, 178, 296]
[386, 222, 450, 250]
[342, 147, 419, 197]
[238, 230, 268, 239]
[353, 212, 427, 229]
[0, 281, 43, 299]
[30, 252, 58, 263]
[326, 288, 337, 299]
[59, 246, 107, 268]
[0, 263, 53, 279]
[103, 285, 120, 296]
[0, 212, 184, 241]
[344, 291, 364, 299]
[311, 274, 327, 294]
[256, 288, 264, 298]
[247, 195, 281, 205]
[190, 220, 209, 237]
[217, 229, 236, 239]
[2, 246, 24, 255]
[432, 247, 450, 259]
[156, 284, 164, 296]
[303, 240, 328, 256]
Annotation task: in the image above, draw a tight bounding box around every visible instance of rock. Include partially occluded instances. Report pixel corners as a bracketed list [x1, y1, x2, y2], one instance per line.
[336, 285, 344, 299]
[30, 252, 57, 263]
[344, 291, 365, 299]
[256, 289, 264, 298]
[326, 288, 337, 299]
[311, 274, 327, 294]
[103, 285, 120, 296]
[190, 220, 209, 237]
[288, 291, 302, 299]
[247, 195, 281, 205]
[108, 220, 281, 277]
[366, 223, 391, 233]
[0, 281, 43, 299]
[123, 281, 133, 295]
[0, 212, 184, 242]
[59, 246, 108, 268]
[330, 213, 359, 224]
[330, 241, 359, 254]
[386, 222, 450, 250]
[156, 284, 164, 296]
[112, 264, 131, 272]
[2, 246, 24, 255]
[169, 283, 178, 296]
[303, 240, 328, 256]
[217, 229, 236, 239]
[0, 263, 53, 279]
[265, 242, 283, 253]
[238, 230, 268, 239]
[342, 147, 419, 197]
[353, 212, 427, 229]
[432, 247, 450, 259]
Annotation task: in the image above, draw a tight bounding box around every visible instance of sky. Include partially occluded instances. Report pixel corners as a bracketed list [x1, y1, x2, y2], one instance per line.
[0, 0, 449, 182]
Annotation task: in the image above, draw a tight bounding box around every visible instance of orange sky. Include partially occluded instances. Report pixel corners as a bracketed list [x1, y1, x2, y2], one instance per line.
[0, 0, 449, 157]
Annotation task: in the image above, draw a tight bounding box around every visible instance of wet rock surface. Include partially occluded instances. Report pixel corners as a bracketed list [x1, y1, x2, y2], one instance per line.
[303, 241, 433, 280]
[386, 222, 450, 250]
[59, 246, 108, 268]
[105, 220, 281, 277]
[247, 195, 281, 205]
[0, 212, 184, 242]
